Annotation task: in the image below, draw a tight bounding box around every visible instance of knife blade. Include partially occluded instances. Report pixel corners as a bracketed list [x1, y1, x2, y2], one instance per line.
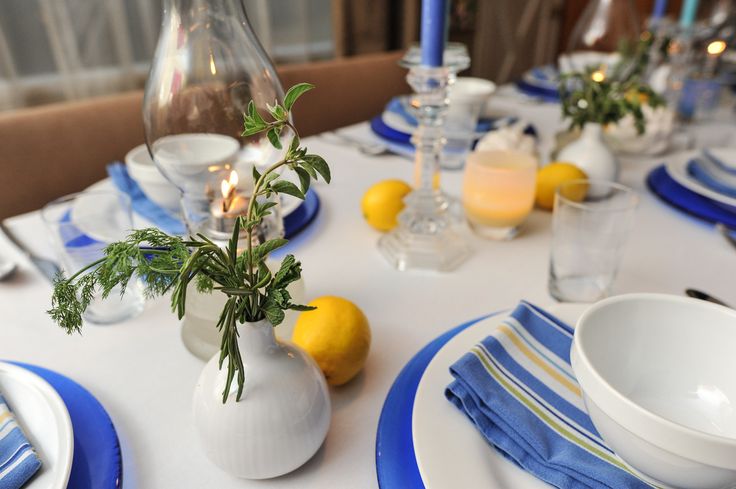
[0, 220, 61, 282]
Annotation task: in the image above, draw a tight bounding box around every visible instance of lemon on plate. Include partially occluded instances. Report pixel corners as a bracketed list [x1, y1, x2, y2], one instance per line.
[535, 162, 587, 210]
[292, 296, 371, 386]
[361, 179, 412, 232]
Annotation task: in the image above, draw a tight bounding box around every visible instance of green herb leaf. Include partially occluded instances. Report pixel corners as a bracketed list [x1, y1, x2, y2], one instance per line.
[304, 154, 331, 183]
[294, 166, 311, 194]
[267, 127, 282, 149]
[270, 180, 305, 200]
[283, 82, 315, 111]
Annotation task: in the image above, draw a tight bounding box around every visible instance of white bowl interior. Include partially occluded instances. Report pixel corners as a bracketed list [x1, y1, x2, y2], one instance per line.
[151, 133, 240, 175]
[578, 297, 736, 439]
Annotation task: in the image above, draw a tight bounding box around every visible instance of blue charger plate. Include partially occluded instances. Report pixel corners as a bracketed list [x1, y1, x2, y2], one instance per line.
[375, 312, 501, 489]
[371, 115, 538, 149]
[284, 189, 320, 239]
[646, 165, 736, 228]
[514, 79, 560, 102]
[10, 362, 122, 489]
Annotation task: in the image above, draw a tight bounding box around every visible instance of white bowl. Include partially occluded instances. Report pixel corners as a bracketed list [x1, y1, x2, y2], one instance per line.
[572, 293, 736, 489]
[125, 144, 181, 214]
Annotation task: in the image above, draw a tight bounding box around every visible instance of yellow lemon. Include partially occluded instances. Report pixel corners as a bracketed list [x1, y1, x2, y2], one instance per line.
[361, 179, 412, 232]
[535, 162, 588, 210]
[292, 296, 371, 386]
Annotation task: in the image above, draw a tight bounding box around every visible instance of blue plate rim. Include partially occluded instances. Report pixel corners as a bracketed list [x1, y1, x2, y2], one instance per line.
[8, 361, 123, 489]
[375, 311, 504, 489]
[647, 165, 736, 227]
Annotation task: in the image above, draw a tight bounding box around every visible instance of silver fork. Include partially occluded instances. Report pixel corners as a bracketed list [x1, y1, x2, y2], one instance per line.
[716, 222, 736, 251]
[321, 132, 390, 156]
[0, 220, 61, 282]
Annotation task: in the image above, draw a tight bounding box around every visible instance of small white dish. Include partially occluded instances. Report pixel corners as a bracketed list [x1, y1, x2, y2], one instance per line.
[412, 304, 587, 489]
[125, 144, 181, 214]
[665, 148, 736, 209]
[0, 362, 73, 489]
[572, 293, 736, 489]
[69, 190, 133, 243]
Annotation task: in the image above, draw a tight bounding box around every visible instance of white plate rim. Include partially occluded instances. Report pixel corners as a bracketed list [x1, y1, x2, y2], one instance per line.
[664, 148, 736, 209]
[411, 304, 587, 489]
[0, 361, 74, 489]
[84, 178, 302, 227]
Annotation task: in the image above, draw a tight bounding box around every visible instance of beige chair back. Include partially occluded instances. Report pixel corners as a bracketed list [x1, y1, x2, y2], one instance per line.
[0, 51, 408, 219]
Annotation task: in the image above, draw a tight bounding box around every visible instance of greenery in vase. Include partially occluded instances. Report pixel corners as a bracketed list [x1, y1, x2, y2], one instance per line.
[48, 83, 330, 403]
[559, 67, 665, 135]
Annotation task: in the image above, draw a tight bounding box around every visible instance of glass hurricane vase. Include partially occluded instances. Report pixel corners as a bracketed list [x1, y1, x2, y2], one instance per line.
[143, 0, 288, 241]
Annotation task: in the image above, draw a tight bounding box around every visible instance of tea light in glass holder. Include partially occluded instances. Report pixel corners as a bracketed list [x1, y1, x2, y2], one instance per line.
[209, 170, 249, 233]
[462, 150, 537, 240]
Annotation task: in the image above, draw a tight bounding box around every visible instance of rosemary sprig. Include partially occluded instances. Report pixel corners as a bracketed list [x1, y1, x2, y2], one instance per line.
[48, 83, 331, 403]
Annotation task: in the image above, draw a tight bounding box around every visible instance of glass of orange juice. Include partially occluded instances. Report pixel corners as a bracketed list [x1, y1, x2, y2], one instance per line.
[462, 150, 537, 240]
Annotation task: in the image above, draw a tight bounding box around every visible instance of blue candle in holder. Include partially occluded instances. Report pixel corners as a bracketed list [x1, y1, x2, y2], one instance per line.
[652, 0, 667, 20]
[420, 0, 447, 67]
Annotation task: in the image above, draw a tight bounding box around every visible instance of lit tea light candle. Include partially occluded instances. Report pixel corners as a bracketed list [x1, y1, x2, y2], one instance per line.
[462, 150, 537, 240]
[210, 170, 249, 233]
[704, 39, 727, 76]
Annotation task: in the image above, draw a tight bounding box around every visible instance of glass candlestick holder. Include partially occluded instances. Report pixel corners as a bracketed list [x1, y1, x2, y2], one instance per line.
[378, 47, 471, 272]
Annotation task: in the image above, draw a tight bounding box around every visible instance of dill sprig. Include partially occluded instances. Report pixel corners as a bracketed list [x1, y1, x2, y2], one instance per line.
[48, 83, 331, 403]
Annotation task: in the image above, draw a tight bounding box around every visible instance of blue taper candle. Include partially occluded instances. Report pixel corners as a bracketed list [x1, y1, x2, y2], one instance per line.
[679, 0, 699, 28]
[420, 0, 447, 67]
[652, 0, 667, 20]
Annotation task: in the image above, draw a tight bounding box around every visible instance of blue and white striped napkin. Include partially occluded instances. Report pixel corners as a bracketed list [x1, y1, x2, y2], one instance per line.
[687, 151, 736, 199]
[445, 302, 657, 489]
[0, 394, 41, 489]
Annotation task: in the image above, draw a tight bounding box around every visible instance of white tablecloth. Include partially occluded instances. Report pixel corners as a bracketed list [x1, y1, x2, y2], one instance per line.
[0, 94, 734, 488]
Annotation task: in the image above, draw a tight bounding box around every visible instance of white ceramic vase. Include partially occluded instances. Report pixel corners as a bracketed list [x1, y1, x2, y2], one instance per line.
[181, 260, 305, 360]
[192, 319, 330, 479]
[557, 123, 619, 198]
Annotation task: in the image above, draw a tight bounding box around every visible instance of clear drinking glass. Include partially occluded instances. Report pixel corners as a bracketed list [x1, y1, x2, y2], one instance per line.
[462, 150, 537, 240]
[549, 180, 638, 303]
[442, 77, 496, 170]
[41, 191, 145, 324]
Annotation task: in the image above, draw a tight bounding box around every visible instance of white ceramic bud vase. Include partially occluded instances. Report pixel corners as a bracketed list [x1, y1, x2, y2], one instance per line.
[557, 123, 619, 198]
[192, 319, 330, 479]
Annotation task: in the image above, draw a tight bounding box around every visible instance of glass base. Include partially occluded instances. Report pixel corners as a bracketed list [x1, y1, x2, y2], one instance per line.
[549, 275, 611, 303]
[83, 285, 145, 325]
[378, 225, 470, 272]
[468, 221, 519, 241]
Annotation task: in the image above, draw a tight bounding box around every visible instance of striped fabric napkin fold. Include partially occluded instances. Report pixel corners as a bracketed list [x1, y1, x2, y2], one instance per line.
[0, 394, 41, 489]
[445, 301, 657, 489]
[687, 153, 736, 199]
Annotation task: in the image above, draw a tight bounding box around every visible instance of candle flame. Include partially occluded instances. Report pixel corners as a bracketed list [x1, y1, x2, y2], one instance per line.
[209, 53, 217, 75]
[220, 170, 239, 211]
[707, 40, 727, 56]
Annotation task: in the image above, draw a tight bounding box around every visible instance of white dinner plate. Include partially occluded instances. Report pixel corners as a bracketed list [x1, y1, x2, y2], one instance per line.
[665, 148, 736, 209]
[412, 303, 588, 489]
[0, 362, 74, 489]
